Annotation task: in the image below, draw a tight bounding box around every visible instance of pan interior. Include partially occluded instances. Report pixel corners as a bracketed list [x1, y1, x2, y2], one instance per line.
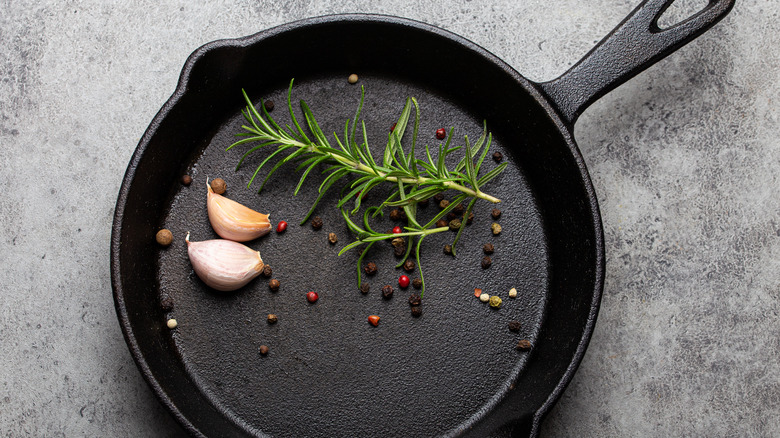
[115, 17, 600, 438]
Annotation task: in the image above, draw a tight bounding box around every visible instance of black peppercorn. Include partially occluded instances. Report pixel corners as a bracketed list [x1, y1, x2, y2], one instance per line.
[481, 256, 492, 269]
[433, 193, 444, 203]
[491, 208, 502, 220]
[392, 237, 406, 257]
[181, 175, 192, 186]
[210, 178, 227, 194]
[160, 297, 174, 312]
[389, 209, 402, 221]
[262, 265, 272, 277]
[492, 151, 503, 163]
[264, 100, 274, 112]
[436, 219, 448, 228]
[311, 216, 323, 230]
[508, 321, 522, 332]
[268, 279, 280, 291]
[382, 285, 394, 299]
[453, 203, 465, 215]
[448, 219, 462, 231]
[364, 262, 377, 276]
[259, 345, 269, 355]
[443, 244, 453, 255]
[411, 306, 422, 317]
[267, 314, 278, 324]
[412, 278, 422, 289]
[408, 295, 422, 306]
[516, 339, 532, 351]
[483, 243, 495, 254]
[360, 283, 370, 294]
[438, 199, 450, 210]
[419, 197, 429, 207]
[403, 260, 415, 272]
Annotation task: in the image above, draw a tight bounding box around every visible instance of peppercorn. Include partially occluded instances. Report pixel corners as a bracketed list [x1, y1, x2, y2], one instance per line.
[479, 293, 490, 303]
[210, 178, 227, 194]
[311, 216, 323, 230]
[433, 193, 445, 203]
[438, 199, 450, 209]
[268, 279, 280, 291]
[474, 288, 483, 298]
[167, 318, 178, 329]
[364, 262, 377, 276]
[368, 315, 380, 326]
[267, 314, 278, 324]
[381, 285, 394, 299]
[398, 275, 410, 289]
[390, 123, 396, 132]
[436, 219, 448, 228]
[181, 174, 192, 186]
[392, 226, 402, 234]
[360, 283, 370, 294]
[403, 259, 415, 272]
[508, 321, 522, 332]
[155, 229, 173, 247]
[483, 243, 495, 254]
[262, 265, 272, 277]
[491, 223, 502, 235]
[489, 295, 502, 308]
[448, 219, 462, 231]
[481, 256, 492, 269]
[348, 73, 359, 84]
[160, 297, 174, 312]
[410, 306, 422, 317]
[389, 208, 406, 221]
[419, 197, 429, 207]
[276, 221, 287, 233]
[447, 212, 457, 220]
[412, 278, 422, 289]
[393, 243, 406, 257]
[443, 244, 453, 255]
[509, 287, 518, 298]
[408, 295, 421, 306]
[259, 345, 269, 355]
[491, 208, 502, 220]
[516, 339, 532, 351]
[453, 203, 465, 215]
[306, 291, 319, 303]
[435, 128, 446, 139]
[264, 100, 274, 112]
[328, 232, 338, 244]
[492, 151, 503, 163]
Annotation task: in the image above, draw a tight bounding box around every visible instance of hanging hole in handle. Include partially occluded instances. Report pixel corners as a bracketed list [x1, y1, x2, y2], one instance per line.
[656, 0, 711, 30]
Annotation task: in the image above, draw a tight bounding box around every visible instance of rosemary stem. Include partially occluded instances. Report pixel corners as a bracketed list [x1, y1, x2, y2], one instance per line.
[331, 151, 502, 203]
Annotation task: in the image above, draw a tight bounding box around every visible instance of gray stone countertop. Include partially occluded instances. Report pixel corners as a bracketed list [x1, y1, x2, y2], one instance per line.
[1, 0, 777, 436]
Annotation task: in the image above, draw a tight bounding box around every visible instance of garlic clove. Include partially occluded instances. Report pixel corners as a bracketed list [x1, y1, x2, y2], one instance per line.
[185, 232, 264, 292]
[207, 181, 271, 242]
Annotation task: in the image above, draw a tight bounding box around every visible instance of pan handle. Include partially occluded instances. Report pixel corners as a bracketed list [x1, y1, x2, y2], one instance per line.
[538, 0, 735, 127]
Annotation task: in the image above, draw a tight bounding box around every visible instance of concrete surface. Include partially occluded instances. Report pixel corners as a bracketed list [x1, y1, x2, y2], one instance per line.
[1, 0, 777, 436]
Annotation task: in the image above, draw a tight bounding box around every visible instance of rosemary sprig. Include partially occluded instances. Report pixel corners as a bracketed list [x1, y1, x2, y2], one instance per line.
[228, 79, 508, 295]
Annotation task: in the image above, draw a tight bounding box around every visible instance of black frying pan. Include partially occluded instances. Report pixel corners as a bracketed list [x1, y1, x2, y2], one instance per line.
[111, 1, 734, 436]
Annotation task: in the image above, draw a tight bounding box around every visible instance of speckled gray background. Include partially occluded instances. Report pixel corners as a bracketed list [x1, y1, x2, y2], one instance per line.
[1, 0, 776, 436]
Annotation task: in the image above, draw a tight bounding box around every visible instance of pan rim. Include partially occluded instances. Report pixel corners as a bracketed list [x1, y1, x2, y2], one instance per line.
[110, 13, 604, 437]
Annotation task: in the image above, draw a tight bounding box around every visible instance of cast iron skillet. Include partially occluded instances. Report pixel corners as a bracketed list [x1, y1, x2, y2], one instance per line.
[111, 1, 734, 436]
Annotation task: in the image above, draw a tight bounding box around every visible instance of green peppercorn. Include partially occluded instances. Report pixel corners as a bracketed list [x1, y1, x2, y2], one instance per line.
[489, 295, 502, 308]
